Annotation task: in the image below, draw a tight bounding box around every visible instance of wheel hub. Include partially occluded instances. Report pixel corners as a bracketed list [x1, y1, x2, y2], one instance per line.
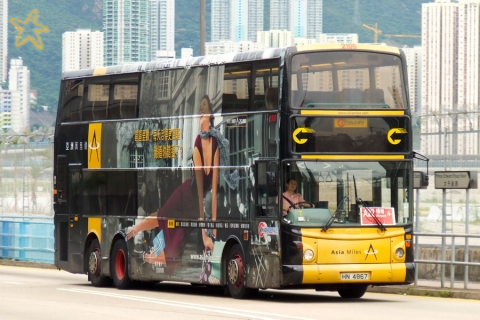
[88, 250, 101, 276]
[228, 255, 244, 288]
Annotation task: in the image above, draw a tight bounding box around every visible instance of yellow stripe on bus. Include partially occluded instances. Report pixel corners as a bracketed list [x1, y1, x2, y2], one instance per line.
[301, 227, 406, 240]
[93, 67, 108, 76]
[300, 110, 405, 116]
[302, 263, 407, 283]
[301, 155, 405, 160]
[88, 217, 102, 243]
[295, 43, 401, 55]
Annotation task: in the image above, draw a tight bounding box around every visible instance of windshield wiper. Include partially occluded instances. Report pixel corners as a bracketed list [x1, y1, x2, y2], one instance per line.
[322, 214, 335, 232]
[322, 196, 348, 232]
[357, 198, 386, 232]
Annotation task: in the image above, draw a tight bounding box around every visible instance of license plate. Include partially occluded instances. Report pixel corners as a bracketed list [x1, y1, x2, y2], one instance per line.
[340, 273, 370, 280]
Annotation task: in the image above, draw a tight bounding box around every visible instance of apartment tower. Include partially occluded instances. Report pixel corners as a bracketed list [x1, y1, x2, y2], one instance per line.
[211, 0, 264, 42]
[0, 0, 7, 83]
[270, 0, 323, 39]
[270, 0, 290, 31]
[8, 58, 30, 132]
[421, 0, 480, 156]
[103, 0, 150, 66]
[150, 0, 175, 59]
[62, 29, 104, 72]
[402, 46, 422, 115]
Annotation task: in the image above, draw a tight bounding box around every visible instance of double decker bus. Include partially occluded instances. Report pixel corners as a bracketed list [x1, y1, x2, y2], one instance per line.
[54, 43, 415, 299]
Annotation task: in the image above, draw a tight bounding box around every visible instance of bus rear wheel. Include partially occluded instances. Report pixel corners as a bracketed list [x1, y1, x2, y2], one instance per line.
[111, 239, 133, 290]
[338, 285, 368, 299]
[87, 239, 111, 287]
[226, 244, 257, 299]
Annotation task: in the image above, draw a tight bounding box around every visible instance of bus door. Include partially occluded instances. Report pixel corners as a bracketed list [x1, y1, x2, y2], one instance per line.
[64, 164, 86, 273]
[248, 160, 281, 288]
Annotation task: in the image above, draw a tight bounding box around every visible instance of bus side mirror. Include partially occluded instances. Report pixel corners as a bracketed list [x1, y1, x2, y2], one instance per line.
[423, 174, 429, 187]
[257, 161, 278, 197]
[414, 171, 428, 189]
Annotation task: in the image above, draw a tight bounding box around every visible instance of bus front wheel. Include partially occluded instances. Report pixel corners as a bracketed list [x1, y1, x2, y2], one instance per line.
[87, 239, 111, 287]
[338, 285, 368, 298]
[226, 244, 257, 299]
[111, 239, 133, 290]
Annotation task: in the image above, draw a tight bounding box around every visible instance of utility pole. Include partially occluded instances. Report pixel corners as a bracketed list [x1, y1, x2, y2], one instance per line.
[353, 0, 361, 25]
[200, 0, 206, 56]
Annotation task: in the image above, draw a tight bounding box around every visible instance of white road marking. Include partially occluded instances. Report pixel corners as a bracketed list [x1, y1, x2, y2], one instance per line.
[58, 287, 315, 320]
[3, 281, 20, 284]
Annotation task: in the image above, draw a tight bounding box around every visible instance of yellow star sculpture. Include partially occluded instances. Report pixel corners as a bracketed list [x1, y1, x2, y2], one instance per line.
[10, 9, 49, 50]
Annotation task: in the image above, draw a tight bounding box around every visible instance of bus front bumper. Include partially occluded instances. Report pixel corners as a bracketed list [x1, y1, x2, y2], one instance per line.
[282, 262, 414, 286]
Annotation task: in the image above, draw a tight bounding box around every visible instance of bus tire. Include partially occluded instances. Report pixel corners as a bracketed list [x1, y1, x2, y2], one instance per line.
[338, 285, 368, 299]
[226, 244, 257, 299]
[87, 239, 111, 287]
[111, 239, 133, 290]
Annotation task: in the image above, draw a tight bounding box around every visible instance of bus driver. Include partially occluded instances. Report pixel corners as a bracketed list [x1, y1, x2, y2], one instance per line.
[281, 177, 314, 216]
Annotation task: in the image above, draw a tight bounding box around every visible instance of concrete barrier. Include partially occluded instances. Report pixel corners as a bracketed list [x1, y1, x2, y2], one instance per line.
[417, 247, 480, 281]
[0, 217, 54, 264]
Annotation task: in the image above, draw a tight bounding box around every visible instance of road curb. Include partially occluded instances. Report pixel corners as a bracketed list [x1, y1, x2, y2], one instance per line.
[0, 259, 57, 270]
[368, 285, 480, 300]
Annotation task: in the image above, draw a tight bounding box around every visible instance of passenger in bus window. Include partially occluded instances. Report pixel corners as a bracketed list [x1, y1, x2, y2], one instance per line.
[281, 177, 314, 216]
[126, 94, 238, 274]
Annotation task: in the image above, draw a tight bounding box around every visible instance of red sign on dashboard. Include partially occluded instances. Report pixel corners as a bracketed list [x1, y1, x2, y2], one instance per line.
[360, 207, 396, 225]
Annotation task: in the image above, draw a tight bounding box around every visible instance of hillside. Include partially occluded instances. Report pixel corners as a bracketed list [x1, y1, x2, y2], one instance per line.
[7, 0, 423, 110]
[8, 0, 103, 108]
[324, 0, 422, 45]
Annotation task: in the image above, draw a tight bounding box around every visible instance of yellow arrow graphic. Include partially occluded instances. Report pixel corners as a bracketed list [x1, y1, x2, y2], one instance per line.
[387, 128, 407, 145]
[293, 127, 315, 144]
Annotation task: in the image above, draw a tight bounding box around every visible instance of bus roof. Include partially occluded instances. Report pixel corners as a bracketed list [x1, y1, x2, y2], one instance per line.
[294, 43, 401, 55]
[61, 44, 401, 80]
[61, 47, 285, 80]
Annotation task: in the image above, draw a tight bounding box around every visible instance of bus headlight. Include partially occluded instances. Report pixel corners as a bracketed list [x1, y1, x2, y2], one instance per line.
[395, 248, 405, 259]
[304, 249, 314, 261]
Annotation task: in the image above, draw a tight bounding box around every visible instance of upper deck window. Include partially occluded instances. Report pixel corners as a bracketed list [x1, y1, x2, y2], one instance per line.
[61, 79, 84, 122]
[83, 77, 109, 121]
[289, 51, 406, 110]
[222, 59, 279, 113]
[60, 73, 140, 123]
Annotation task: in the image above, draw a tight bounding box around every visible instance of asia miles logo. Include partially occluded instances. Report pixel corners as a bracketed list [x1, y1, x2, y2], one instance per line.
[88, 123, 102, 168]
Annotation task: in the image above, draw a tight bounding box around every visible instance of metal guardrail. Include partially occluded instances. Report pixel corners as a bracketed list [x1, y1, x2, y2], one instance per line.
[0, 216, 54, 263]
[1, 216, 479, 290]
[414, 232, 480, 289]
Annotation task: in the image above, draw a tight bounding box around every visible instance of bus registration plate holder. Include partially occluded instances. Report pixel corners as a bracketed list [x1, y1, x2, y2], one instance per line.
[340, 272, 370, 280]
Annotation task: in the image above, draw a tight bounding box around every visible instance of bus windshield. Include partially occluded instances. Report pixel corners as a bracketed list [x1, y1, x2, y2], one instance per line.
[282, 160, 412, 227]
[289, 51, 406, 109]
